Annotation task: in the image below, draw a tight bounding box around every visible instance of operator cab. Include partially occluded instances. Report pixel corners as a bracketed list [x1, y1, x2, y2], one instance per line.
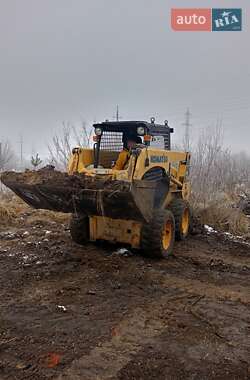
[92, 119, 174, 169]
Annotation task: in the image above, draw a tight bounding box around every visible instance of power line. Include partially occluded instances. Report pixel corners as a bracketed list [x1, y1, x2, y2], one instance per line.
[116, 105, 119, 121]
[113, 105, 122, 121]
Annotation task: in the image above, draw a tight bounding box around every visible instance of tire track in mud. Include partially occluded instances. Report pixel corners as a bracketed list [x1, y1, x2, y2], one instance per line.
[56, 266, 250, 380]
[56, 294, 188, 380]
[56, 281, 250, 380]
[177, 247, 250, 272]
[1, 226, 250, 380]
[160, 274, 250, 304]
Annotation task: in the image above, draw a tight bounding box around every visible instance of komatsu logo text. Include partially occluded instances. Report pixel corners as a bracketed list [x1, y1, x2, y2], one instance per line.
[150, 156, 168, 163]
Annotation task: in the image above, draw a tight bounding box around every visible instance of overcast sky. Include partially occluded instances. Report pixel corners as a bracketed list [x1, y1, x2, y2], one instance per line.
[0, 0, 249, 158]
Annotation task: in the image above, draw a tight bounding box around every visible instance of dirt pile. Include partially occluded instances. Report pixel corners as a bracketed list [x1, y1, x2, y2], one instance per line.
[1, 168, 113, 189]
[0, 169, 131, 215]
[0, 169, 153, 222]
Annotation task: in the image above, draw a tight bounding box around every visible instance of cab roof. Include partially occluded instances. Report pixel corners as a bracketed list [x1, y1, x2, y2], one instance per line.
[93, 120, 174, 134]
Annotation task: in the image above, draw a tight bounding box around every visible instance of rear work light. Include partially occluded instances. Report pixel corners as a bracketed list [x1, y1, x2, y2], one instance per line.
[144, 135, 152, 142]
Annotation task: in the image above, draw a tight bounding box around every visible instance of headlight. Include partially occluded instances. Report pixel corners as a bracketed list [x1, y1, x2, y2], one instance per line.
[95, 127, 102, 136]
[137, 126, 145, 136]
[72, 146, 81, 154]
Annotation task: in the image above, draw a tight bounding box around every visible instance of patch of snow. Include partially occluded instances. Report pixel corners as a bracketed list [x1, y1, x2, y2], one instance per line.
[205, 225, 250, 247]
[204, 225, 218, 234]
[0, 232, 17, 240]
[57, 305, 67, 312]
[45, 231, 52, 235]
[23, 231, 29, 236]
[117, 248, 128, 254]
[113, 248, 132, 257]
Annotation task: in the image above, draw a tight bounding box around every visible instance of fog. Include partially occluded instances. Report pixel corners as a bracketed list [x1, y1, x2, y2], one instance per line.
[0, 0, 249, 159]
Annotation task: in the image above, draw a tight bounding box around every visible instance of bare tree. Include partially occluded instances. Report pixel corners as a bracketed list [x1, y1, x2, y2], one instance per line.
[0, 140, 14, 171]
[189, 119, 250, 208]
[232, 152, 250, 187]
[48, 122, 92, 170]
[190, 121, 227, 207]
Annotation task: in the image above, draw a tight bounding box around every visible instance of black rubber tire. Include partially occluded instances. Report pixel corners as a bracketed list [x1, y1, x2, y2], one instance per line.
[141, 209, 175, 259]
[69, 214, 89, 245]
[169, 199, 191, 241]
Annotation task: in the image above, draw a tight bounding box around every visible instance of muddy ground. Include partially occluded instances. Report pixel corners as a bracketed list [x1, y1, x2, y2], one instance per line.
[0, 209, 250, 380]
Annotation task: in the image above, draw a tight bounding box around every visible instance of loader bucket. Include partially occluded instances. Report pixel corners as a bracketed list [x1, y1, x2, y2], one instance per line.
[1, 169, 169, 222]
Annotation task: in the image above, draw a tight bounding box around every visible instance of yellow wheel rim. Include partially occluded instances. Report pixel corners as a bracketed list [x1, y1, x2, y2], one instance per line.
[181, 209, 189, 235]
[162, 221, 173, 250]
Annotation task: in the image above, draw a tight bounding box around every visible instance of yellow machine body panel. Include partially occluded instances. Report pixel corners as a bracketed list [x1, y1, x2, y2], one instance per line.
[67, 147, 191, 204]
[68, 147, 190, 184]
[89, 216, 142, 248]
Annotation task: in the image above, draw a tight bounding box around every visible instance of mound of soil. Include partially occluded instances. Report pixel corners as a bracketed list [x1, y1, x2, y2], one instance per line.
[1, 168, 158, 223]
[1, 168, 113, 189]
[0, 169, 131, 215]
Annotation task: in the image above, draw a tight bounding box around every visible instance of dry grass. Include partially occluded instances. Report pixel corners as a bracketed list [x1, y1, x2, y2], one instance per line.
[0, 203, 15, 225]
[26, 210, 69, 226]
[0, 191, 69, 228]
[194, 201, 250, 237]
[191, 186, 250, 238]
[0, 192, 28, 227]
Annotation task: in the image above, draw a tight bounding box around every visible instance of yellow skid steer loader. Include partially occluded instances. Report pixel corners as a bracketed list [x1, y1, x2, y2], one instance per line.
[1, 119, 191, 258]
